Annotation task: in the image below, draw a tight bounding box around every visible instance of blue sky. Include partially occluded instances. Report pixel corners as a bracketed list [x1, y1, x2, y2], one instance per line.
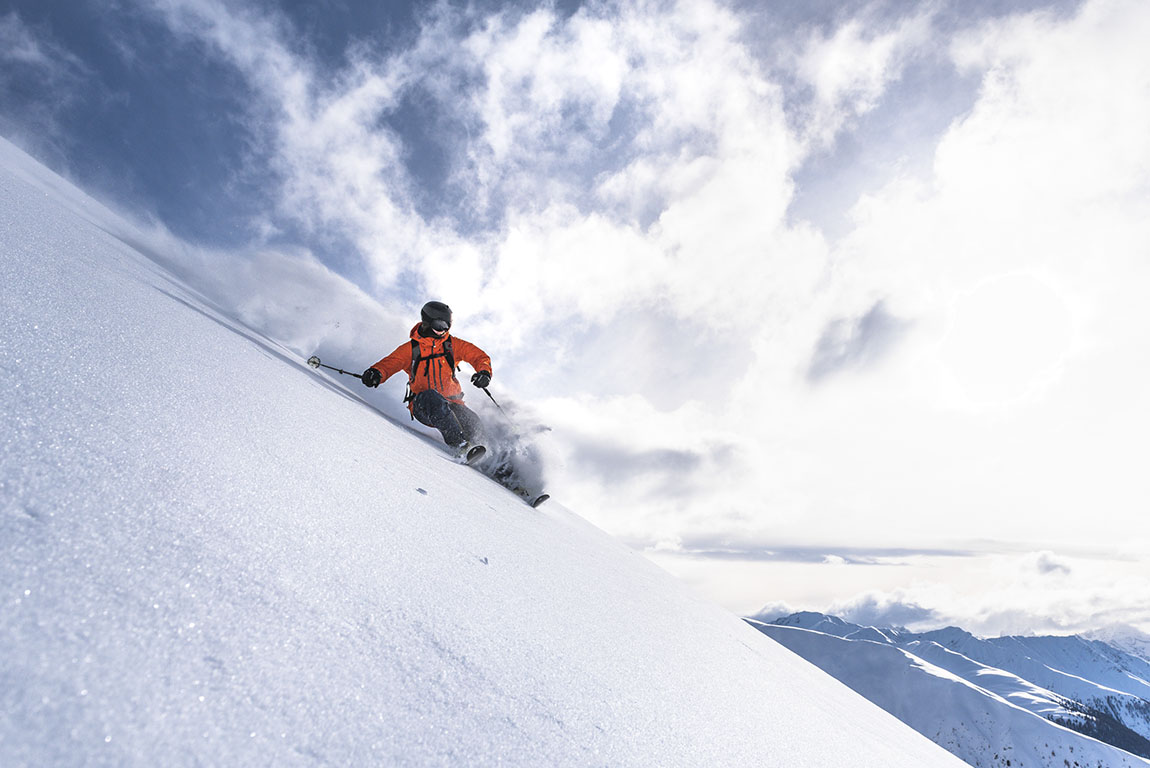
[3, 0, 1149, 635]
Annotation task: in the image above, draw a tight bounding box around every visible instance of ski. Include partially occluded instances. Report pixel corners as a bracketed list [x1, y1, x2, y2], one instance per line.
[507, 486, 549, 508]
[451, 444, 549, 508]
[463, 445, 486, 465]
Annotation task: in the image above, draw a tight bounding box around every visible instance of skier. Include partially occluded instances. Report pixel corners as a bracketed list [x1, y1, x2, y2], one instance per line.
[361, 301, 492, 459]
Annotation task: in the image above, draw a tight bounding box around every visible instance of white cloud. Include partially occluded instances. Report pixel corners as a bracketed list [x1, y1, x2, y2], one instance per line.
[832, 590, 940, 630]
[135, 0, 816, 342]
[0, 11, 91, 151]
[793, 8, 936, 147]
[827, 549, 1150, 636]
[1030, 550, 1072, 576]
[463, 9, 626, 169]
[746, 0, 1150, 546]
[142, 0, 430, 287]
[749, 600, 795, 622]
[0, 11, 56, 66]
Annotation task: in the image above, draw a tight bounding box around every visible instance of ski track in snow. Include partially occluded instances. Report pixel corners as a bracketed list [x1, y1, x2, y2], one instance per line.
[0, 140, 966, 766]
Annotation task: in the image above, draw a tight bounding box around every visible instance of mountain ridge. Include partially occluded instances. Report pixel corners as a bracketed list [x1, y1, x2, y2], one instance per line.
[750, 611, 1150, 767]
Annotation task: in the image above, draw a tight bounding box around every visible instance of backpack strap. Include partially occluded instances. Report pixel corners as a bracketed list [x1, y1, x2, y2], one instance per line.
[443, 336, 457, 379]
[408, 339, 421, 382]
[403, 339, 419, 416]
[404, 337, 459, 410]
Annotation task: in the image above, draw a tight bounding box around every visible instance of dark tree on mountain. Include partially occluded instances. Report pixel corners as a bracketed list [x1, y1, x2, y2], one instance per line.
[1048, 697, 1150, 759]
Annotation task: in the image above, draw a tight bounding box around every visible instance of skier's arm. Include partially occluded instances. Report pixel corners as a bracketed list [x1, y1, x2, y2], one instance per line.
[370, 342, 413, 383]
[452, 338, 492, 378]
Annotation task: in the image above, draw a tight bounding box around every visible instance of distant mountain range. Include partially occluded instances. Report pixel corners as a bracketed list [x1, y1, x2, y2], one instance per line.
[747, 612, 1150, 768]
[1084, 625, 1150, 668]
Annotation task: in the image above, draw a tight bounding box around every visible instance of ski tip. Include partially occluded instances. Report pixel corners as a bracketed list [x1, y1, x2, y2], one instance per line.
[464, 445, 487, 465]
[530, 493, 550, 509]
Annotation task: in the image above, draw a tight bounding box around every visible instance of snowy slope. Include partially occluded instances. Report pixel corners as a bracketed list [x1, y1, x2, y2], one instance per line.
[898, 640, 1085, 722]
[771, 611, 1150, 738]
[0, 141, 966, 766]
[1087, 626, 1150, 665]
[752, 623, 1150, 768]
[908, 627, 1150, 704]
[983, 634, 1150, 702]
[919, 629, 1150, 740]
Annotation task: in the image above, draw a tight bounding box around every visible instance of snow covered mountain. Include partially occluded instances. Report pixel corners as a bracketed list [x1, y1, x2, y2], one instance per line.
[749, 612, 1150, 768]
[1086, 625, 1150, 665]
[0, 139, 967, 766]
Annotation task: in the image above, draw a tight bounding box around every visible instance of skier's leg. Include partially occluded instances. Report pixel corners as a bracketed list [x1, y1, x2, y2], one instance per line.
[448, 402, 486, 447]
[411, 391, 466, 446]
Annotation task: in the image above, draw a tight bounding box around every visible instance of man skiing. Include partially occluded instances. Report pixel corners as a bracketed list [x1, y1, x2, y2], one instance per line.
[361, 301, 492, 459]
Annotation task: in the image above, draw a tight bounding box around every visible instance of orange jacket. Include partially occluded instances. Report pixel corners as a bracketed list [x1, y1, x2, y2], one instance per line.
[370, 324, 492, 407]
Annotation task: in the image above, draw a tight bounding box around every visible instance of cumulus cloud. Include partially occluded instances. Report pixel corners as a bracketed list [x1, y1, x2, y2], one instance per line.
[456, 7, 628, 210]
[136, 0, 818, 334]
[807, 300, 912, 382]
[753, 0, 1150, 542]
[1030, 550, 1072, 576]
[832, 592, 942, 630]
[749, 600, 795, 623]
[823, 549, 1150, 636]
[791, 7, 936, 147]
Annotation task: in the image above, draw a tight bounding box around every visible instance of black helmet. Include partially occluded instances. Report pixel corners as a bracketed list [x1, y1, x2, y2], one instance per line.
[420, 300, 452, 332]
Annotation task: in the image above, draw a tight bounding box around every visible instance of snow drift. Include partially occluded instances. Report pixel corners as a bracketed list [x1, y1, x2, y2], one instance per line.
[0, 139, 964, 766]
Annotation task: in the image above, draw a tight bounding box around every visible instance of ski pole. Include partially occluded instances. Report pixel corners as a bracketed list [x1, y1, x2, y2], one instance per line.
[307, 355, 364, 379]
[482, 386, 509, 417]
[480, 387, 550, 436]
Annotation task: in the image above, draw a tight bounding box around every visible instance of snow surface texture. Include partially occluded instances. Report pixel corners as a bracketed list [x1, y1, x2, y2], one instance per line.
[0, 141, 966, 766]
[750, 615, 1150, 767]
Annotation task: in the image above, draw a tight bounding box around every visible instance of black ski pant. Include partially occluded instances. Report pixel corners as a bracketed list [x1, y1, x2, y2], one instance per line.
[411, 390, 484, 448]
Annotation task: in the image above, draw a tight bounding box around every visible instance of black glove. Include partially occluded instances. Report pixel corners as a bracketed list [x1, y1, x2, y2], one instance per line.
[471, 370, 491, 389]
[362, 368, 381, 388]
